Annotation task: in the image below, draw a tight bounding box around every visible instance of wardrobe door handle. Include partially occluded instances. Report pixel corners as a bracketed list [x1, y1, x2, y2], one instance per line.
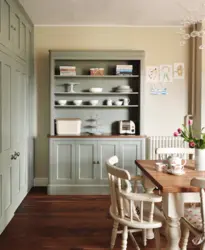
[14, 151, 20, 157]
[11, 155, 17, 160]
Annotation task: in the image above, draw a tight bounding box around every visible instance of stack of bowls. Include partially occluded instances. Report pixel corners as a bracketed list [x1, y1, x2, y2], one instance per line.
[116, 85, 133, 93]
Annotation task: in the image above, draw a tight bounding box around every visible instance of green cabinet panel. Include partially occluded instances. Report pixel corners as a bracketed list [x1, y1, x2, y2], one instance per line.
[0, 0, 33, 61]
[1, 0, 12, 48]
[97, 140, 120, 184]
[76, 141, 98, 184]
[10, 10, 20, 55]
[120, 140, 145, 176]
[20, 20, 26, 59]
[50, 140, 75, 185]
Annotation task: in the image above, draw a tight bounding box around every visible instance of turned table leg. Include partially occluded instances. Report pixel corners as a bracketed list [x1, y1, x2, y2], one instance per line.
[166, 217, 181, 250]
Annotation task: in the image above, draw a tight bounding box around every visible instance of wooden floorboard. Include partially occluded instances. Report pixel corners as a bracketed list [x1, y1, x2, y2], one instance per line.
[0, 188, 199, 249]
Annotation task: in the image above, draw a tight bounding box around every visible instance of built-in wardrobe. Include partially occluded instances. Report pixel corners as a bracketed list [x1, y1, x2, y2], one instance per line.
[0, 0, 34, 234]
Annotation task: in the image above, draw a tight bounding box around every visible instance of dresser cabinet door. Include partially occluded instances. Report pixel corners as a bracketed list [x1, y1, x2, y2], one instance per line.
[50, 140, 76, 185]
[76, 141, 98, 185]
[97, 140, 120, 184]
[119, 140, 145, 176]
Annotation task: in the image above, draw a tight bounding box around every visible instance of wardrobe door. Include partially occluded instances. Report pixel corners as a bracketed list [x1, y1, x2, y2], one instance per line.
[11, 62, 28, 210]
[0, 52, 13, 234]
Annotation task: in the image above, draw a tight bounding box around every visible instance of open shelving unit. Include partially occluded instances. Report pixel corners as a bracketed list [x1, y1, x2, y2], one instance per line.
[49, 50, 144, 135]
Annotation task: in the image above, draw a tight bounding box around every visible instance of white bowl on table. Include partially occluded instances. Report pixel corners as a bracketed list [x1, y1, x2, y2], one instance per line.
[73, 100, 83, 106]
[89, 88, 103, 93]
[89, 100, 99, 106]
[58, 100, 67, 106]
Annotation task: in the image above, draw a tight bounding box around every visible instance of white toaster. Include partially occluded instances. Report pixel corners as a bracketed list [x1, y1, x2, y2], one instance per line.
[119, 120, 135, 134]
[56, 118, 82, 135]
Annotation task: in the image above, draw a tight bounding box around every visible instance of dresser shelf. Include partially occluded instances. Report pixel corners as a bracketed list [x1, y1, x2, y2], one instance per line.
[54, 92, 139, 95]
[55, 75, 139, 78]
[54, 105, 139, 108]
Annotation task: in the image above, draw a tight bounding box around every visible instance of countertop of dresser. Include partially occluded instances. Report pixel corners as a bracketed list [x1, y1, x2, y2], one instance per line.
[48, 134, 146, 138]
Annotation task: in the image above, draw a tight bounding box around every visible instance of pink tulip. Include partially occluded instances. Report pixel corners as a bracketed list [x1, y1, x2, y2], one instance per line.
[173, 132, 179, 137]
[189, 141, 196, 148]
[177, 128, 182, 134]
[188, 120, 193, 126]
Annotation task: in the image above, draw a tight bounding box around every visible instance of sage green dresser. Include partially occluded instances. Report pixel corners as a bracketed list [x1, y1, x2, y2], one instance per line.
[48, 50, 145, 194]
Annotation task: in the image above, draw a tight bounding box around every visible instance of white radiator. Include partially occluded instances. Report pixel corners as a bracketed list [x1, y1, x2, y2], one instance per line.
[148, 136, 188, 160]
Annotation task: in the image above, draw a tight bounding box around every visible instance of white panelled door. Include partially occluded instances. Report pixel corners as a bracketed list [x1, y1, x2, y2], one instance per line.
[11, 62, 28, 211]
[0, 53, 28, 234]
[0, 52, 14, 234]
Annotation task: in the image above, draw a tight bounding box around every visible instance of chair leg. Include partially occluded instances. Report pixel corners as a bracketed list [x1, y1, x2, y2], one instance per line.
[121, 226, 128, 250]
[154, 228, 160, 250]
[129, 231, 140, 250]
[143, 229, 147, 246]
[110, 220, 119, 249]
[181, 225, 189, 250]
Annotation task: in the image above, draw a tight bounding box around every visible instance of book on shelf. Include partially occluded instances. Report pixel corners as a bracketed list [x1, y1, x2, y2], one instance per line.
[59, 66, 76, 76]
[116, 65, 133, 75]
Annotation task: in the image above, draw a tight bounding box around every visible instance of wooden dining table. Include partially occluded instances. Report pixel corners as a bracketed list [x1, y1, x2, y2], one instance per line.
[135, 160, 205, 250]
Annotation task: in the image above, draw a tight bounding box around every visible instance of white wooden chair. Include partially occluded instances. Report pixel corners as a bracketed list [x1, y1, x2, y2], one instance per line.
[155, 147, 195, 160]
[106, 156, 163, 250]
[181, 177, 205, 250]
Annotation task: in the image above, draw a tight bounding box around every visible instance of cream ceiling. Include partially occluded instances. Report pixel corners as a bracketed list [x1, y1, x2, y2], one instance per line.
[19, 0, 205, 26]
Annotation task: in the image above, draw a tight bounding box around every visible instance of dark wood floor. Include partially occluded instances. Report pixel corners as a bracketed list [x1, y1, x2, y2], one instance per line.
[0, 188, 199, 249]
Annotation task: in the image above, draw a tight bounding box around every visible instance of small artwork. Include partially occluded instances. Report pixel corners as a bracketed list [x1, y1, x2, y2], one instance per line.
[174, 63, 184, 79]
[159, 65, 173, 83]
[146, 66, 159, 83]
[150, 84, 168, 95]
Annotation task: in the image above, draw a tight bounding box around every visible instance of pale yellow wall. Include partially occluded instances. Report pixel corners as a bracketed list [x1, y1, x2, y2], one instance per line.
[34, 26, 189, 178]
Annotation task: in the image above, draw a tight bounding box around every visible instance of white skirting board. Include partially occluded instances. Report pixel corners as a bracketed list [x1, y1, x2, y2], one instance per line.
[34, 178, 48, 187]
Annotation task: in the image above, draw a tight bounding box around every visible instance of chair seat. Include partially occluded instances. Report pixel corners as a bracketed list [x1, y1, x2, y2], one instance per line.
[184, 207, 202, 231]
[110, 202, 164, 229]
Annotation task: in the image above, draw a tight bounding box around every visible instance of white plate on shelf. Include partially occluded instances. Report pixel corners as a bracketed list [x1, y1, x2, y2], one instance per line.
[166, 169, 185, 176]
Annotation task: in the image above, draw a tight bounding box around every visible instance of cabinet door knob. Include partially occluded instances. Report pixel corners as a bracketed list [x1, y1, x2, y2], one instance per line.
[14, 151, 20, 157]
[11, 155, 17, 160]
[93, 161, 96, 164]
[97, 161, 100, 164]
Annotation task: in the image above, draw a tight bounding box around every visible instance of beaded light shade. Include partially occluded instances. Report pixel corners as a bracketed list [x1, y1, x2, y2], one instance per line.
[178, 2, 205, 49]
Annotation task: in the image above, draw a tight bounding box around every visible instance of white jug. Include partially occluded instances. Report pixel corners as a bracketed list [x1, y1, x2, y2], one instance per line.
[123, 98, 130, 106]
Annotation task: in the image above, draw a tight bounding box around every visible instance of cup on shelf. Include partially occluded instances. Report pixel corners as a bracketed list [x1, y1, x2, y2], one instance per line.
[73, 100, 83, 106]
[115, 100, 123, 106]
[58, 100, 67, 106]
[107, 99, 112, 106]
[89, 100, 99, 106]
